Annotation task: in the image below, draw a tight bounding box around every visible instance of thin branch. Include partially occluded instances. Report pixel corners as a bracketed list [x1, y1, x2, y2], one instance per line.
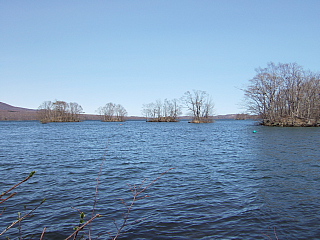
[113, 219, 120, 231]
[137, 168, 174, 195]
[88, 144, 107, 239]
[274, 227, 279, 240]
[0, 207, 7, 216]
[262, 233, 273, 240]
[111, 168, 174, 240]
[65, 214, 102, 240]
[0, 171, 36, 200]
[92, 149, 107, 217]
[262, 227, 279, 240]
[0, 192, 17, 204]
[40, 227, 47, 240]
[0, 198, 46, 236]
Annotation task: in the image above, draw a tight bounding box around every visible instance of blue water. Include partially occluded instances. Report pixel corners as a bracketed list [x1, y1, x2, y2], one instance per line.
[1, 120, 320, 239]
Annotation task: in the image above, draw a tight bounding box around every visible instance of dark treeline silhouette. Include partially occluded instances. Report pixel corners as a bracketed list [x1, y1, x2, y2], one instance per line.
[244, 62, 320, 126]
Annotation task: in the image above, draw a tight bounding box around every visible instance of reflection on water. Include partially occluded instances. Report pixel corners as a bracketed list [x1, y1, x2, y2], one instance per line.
[0, 120, 319, 239]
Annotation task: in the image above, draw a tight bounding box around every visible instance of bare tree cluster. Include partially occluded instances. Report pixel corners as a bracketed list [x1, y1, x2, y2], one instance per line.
[142, 91, 215, 123]
[38, 100, 83, 123]
[142, 99, 182, 122]
[244, 62, 320, 126]
[182, 90, 214, 123]
[35, 90, 214, 124]
[97, 102, 127, 122]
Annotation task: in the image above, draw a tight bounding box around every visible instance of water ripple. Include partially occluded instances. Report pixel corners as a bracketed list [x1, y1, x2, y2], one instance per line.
[1, 120, 320, 239]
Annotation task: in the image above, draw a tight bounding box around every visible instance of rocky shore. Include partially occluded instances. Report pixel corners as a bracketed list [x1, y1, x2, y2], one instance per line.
[262, 118, 320, 127]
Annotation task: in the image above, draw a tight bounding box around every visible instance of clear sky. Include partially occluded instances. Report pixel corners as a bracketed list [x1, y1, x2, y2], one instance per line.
[1, 0, 319, 116]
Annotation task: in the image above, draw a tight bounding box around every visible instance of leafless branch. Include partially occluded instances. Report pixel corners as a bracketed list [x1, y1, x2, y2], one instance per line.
[40, 227, 47, 240]
[0, 198, 46, 236]
[111, 168, 174, 240]
[65, 214, 102, 240]
[0, 171, 36, 201]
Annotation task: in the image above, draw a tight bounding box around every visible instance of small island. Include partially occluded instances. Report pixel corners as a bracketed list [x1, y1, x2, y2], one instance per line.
[183, 90, 214, 123]
[142, 99, 181, 122]
[97, 102, 127, 122]
[244, 62, 320, 127]
[38, 101, 83, 123]
[142, 90, 215, 123]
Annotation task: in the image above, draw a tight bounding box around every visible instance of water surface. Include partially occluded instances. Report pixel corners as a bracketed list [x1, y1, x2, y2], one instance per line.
[1, 120, 320, 239]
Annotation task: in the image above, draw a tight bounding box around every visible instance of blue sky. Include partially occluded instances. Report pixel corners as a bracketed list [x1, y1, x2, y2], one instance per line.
[1, 0, 319, 116]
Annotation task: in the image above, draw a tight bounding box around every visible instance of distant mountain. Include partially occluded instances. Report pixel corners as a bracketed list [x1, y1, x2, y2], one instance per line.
[214, 114, 237, 119]
[0, 102, 37, 121]
[0, 102, 36, 112]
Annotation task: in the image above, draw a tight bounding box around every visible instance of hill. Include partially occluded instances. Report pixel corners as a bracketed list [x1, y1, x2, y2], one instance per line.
[0, 102, 36, 112]
[0, 102, 37, 121]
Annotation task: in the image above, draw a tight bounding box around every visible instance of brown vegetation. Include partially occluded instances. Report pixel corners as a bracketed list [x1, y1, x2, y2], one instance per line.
[182, 90, 214, 123]
[97, 102, 127, 122]
[142, 99, 182, 122]
[244, 62, 320, 127]
[38, 100, 83, 123]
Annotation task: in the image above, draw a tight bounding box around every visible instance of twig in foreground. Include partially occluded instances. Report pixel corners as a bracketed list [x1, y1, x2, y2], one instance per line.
[111, 168, 175, 240]
[40, 227, 47, 240]
[0, 198, 46, 236]
[0, 171, 36, 203]
[65, 214, 102, 240]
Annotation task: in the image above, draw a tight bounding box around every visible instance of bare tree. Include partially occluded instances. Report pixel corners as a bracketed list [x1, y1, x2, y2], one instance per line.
[99, 102, 115, 122]
[182, 90, 214, 123]
[164, 98, 182, 122]
[97, 102, 127, 122]
[37, 101, 53, 123]
[69, 102, 83, 122]
[142, 99, 182, 122]
[244, 62, 320, 126]
[38, 100, 83, 123]
[53, 101, 69, 122]
[141, 103, 156, 120]
[114, 104, 128, 122]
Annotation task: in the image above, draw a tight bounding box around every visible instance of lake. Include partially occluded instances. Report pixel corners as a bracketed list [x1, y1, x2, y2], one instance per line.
[1, 120, 320, 239]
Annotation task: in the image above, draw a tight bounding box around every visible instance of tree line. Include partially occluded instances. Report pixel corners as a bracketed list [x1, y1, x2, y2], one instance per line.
[37, 90, 215, 123]
[244, 62, 320, 126]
